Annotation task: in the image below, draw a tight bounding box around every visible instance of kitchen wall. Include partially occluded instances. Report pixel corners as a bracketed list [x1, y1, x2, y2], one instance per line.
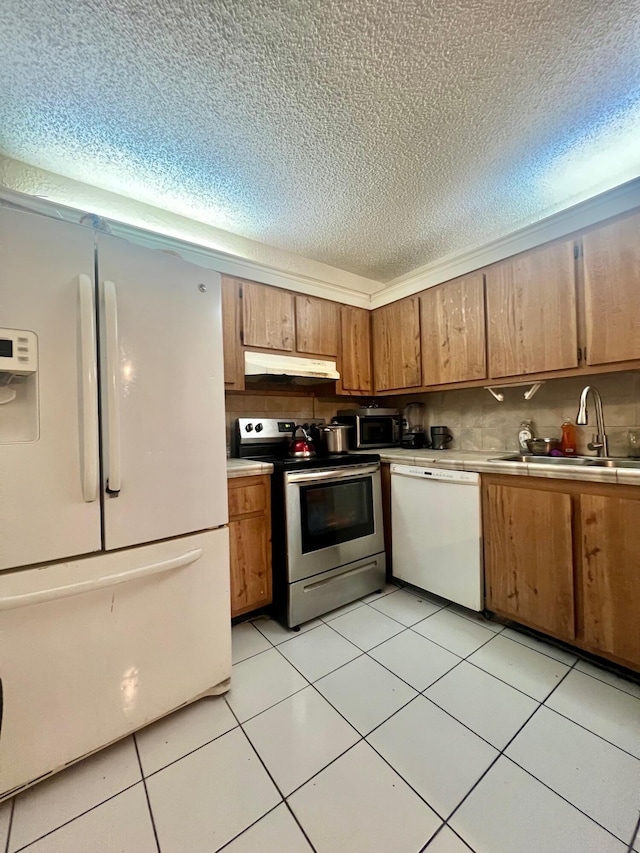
[226, 371, 640, 456]
[224, 392, 343, 452]
[393, 371, 640, 456]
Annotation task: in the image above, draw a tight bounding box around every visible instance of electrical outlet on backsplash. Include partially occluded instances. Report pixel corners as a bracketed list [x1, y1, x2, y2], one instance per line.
[392, 371, 640, 456]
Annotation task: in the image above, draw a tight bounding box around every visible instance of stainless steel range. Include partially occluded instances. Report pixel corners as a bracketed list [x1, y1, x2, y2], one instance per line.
[234, 418, 386, 628]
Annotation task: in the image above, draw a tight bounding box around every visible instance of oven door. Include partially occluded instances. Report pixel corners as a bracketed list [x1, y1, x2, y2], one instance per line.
[284, 463, 384, 582]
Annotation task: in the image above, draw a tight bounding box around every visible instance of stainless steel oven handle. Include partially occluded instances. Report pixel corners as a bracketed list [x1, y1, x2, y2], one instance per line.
[285, 463, 380, 485]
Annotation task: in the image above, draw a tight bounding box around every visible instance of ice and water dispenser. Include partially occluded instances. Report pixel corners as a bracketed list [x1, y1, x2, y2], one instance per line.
[0, 328, 39, 442]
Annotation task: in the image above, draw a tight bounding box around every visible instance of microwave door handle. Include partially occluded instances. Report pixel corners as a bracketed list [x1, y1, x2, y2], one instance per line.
[78, 274, 99, 502]
[103, 279, 122, 496]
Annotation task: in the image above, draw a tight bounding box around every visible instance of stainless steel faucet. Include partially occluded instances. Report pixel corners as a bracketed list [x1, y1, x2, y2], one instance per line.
[576, 385, 609, 457]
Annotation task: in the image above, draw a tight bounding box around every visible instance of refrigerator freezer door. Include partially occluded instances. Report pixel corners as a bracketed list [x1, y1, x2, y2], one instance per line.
[0, 209, 101, 570]
[0, 527, 231, 800]
[97, 234, 228, 550]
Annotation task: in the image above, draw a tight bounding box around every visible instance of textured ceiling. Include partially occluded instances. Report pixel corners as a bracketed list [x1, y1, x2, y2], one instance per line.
[1, 0, 639, 282]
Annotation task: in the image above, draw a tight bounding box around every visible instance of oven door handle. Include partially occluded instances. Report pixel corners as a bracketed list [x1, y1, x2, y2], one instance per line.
[285, 463, 379, 485]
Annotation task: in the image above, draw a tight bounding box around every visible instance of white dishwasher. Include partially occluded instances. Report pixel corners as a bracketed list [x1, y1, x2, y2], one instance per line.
[391, 464, 482, 610]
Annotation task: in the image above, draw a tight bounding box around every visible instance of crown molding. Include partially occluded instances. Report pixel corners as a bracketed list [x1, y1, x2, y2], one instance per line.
[370, 177, 640, 308]
[3, 172, 639, 314]
[0, 184, 375, 308]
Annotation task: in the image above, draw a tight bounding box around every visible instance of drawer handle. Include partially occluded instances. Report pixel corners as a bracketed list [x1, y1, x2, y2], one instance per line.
[0, 549, 202, 612]
[303, 561, 378, 592]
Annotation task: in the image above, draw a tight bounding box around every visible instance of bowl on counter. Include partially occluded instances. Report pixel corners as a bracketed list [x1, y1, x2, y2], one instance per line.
[525, 437, 562, 456]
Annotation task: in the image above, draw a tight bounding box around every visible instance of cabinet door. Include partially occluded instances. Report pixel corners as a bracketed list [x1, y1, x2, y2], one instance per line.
[242, 281, 295, 351]
[486, 241, 578, 378]
[228, 476, 272, 618]
[420, 273, 486, 386]
[221, 277, 244, 389]
[483, 482, 575, 639]
[372, 298, 422, 392]
[295, 295, 339, 356]
[583, 210, 640, 366]
[340, 305, 372, 393]
[580, 494, 640, 666]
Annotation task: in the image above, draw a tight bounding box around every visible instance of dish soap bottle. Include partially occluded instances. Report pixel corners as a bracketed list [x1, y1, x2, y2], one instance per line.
[561, 418, 577, 456]
[518, 420, 534, 452]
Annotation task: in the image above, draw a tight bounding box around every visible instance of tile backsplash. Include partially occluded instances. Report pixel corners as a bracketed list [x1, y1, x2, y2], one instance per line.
[393, 371, 640, 456]
[226, 371, 640, 457]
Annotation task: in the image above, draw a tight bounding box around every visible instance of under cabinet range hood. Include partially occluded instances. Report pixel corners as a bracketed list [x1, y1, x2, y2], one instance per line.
[244, 351, 340, 384]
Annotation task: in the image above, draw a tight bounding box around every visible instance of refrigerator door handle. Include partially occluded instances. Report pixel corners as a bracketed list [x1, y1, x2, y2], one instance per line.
[104, 279, 122, 496]
[78, 274, 99, 503]
[0, 548, 203, 612]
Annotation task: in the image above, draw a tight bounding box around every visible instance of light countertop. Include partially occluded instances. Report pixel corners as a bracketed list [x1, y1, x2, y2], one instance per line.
[364, 448, 640, 485]
[225, 449, 640, 484]
[226, 458, 274, 478]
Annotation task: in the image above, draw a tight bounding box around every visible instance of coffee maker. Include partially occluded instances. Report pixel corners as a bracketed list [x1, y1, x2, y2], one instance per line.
[401, 402, 428, 449]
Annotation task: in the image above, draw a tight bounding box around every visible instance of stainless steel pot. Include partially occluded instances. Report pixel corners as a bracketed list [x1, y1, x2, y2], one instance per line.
[320, 423, 352, 454]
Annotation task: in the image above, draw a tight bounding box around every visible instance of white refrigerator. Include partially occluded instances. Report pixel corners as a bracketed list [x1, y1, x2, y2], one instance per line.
[0, 208, 231, 800]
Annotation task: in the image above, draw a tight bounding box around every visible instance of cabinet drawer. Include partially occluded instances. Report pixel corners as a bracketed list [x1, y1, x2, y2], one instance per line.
[228, 482, 268, 518]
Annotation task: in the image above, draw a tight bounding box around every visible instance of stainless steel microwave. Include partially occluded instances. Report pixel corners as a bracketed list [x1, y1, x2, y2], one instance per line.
[335, 408, 401, 449]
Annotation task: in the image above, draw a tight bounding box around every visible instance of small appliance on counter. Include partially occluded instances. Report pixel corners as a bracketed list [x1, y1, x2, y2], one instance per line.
[430, 425, 453, 450]
[234, 418, 385, 629]
[334, 406, 401, 449]
[401, 402, 428, 449]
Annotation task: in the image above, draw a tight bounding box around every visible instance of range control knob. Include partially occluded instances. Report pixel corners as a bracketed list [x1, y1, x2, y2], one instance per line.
[255, 423, 263, 433]
[245, 423, 253, 432]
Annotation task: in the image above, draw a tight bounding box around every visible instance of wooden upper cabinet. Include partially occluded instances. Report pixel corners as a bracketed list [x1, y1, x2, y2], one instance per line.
[372, 298, 422, 392]
[340, 305, 372, 393]
[580, 493, 640, 666]
[221, 277, 244, 389]
[483, 481, 575, 640]
[242, 281, 295, 351]
[583, 210, 640, 366]
[420, 273, 486, 386]
[485, 240, 578, 378]
[295, 295, 339, 356]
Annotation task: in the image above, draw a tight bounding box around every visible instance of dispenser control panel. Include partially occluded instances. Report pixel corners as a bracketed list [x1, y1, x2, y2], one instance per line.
[0, 329, 38, 375]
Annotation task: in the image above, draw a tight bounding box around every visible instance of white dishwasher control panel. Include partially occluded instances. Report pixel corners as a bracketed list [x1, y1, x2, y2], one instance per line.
[390, 464, 479, 484]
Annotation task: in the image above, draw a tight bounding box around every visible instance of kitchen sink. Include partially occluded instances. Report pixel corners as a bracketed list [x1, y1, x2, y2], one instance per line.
[588, 458, 640, 469]
[490, 454, 640, 469]
[490, 454, 598, 465]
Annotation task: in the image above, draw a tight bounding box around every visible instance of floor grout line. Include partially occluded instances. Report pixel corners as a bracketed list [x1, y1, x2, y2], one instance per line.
[219, 701, 293, 849]
[132, 735, 162, 853]
[7, 779, 143, 853]
[230, 607, 640, 852]
[3, 800, 13, 853]
[503, 752, 637, 848]
[539, 703, 640, 763]
[419, 821, 476, 853]
[443, 658, 578, 819]
[625, 809, 640, 852]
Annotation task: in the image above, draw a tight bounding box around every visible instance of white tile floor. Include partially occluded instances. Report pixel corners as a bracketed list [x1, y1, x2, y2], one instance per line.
[3, 583, 640, 852]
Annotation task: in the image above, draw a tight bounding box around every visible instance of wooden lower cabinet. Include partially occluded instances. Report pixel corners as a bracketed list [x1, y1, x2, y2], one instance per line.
[483, 482, 575, 640]
[580, 493, 640, 665]
[483, 475, 640, 672]
[228, 475, 272, 618]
